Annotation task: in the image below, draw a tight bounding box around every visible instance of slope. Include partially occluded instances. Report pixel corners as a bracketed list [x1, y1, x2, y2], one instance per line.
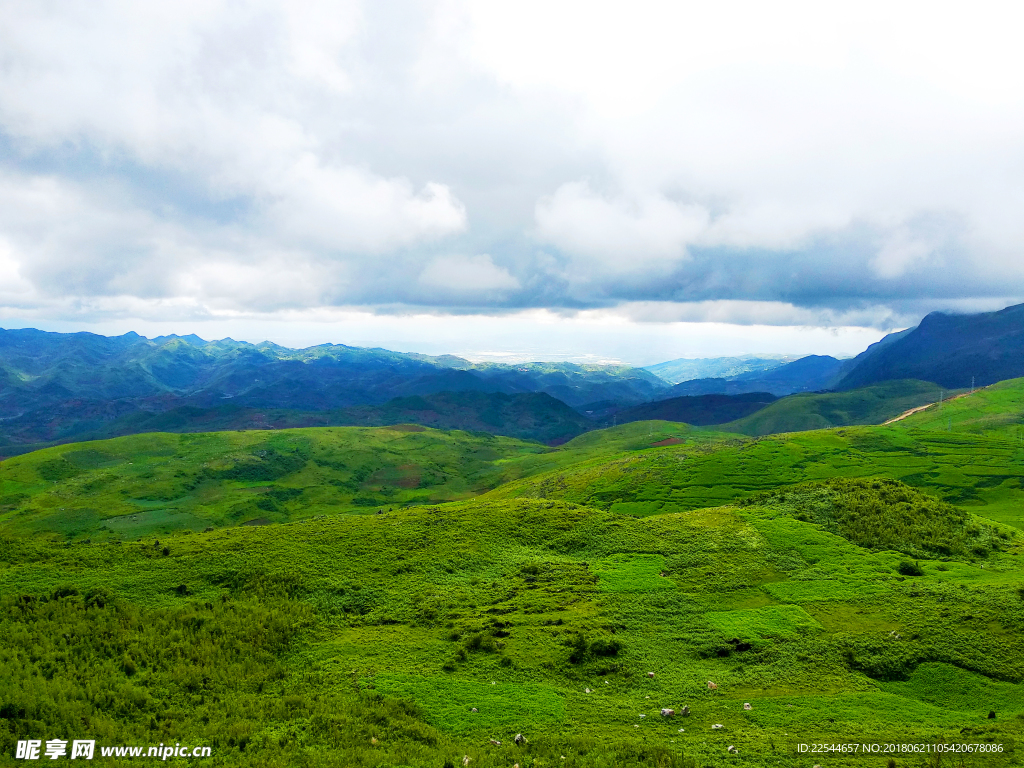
[0, 427, 549, 539]
[601, 392, 777, 427]
[0, 390, 593, 456]
[837, 301, 1024, 390]
[721, 380, 944, 436]
[486, 420, 1024, 530]
[887, 376, 1024, 438]
[1, 485, 1022, 766]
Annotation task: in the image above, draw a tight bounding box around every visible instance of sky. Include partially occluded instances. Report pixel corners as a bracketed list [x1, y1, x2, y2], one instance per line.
[0, 1, 1022, 365]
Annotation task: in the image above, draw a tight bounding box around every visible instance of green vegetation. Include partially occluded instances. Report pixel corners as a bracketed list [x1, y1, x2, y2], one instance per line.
[722, 379, 945, 436]
[891, 376, 1024, 440]
[743, 478, 1004, 560]
[486, 423, 1024, 530]
[3, 407, 1024, 765]
[0, 427, 548, 538]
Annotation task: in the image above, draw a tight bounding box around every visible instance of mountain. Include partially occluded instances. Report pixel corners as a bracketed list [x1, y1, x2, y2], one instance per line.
[326, 391, 593, 444]
[599, 391, 777, 427]
[0, 391, 595, 455]
[665, 354, 844, 396]
[0, 328, 665, 450]
[643, 355, 795, 384]
[836, 302, 1024, 390]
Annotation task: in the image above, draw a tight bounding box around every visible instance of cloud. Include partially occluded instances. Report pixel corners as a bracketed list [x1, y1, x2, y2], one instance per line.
[0, 0, 1022, 341]
[418, 254, 519, 295]
[535, 182, 709, 279]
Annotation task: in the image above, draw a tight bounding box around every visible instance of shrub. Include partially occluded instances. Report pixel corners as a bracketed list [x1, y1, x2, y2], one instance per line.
[589, 637, 622, 657]
[897, 560, 924, 576]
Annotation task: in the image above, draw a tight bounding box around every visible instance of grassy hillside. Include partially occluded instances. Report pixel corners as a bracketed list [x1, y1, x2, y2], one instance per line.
[0, 427, 549, 539]
[2, 494, 1022, 766]
[487, 423, 1024, 530]
[722, 380, 945, 436]
[890, 377, 1024, 439]
[4, 412, 1024, 765]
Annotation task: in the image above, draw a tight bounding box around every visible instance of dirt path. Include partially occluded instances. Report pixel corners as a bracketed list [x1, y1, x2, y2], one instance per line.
[883, 391, 975, 425]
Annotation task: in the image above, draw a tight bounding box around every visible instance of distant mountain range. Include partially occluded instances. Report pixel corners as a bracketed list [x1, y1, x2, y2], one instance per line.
[0, 328, 665, 452]
[662, 354, 845, 397]
[643, 355, 796, 384]
[2, 300, 1024, 452]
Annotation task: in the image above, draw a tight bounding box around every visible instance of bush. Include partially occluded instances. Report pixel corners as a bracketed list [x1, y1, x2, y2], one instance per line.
[589, 637, 622, 657]
[744, 478, 1003, 561]
[897, 560, 924, 576]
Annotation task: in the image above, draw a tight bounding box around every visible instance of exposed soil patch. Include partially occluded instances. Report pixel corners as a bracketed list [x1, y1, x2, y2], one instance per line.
[650, 437, 683, 447]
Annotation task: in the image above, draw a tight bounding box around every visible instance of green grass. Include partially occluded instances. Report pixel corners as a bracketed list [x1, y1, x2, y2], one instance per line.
[485, 423, 1024, 531]
[705, 605, 822, 640]
[722, 379, 948, 436]
[892, 376, 1024, 439]
[2, 497, 1022, 766]
[593, 553, 674, 592]
[3, 407, 1024, 765]
[0, 426, 550, 539]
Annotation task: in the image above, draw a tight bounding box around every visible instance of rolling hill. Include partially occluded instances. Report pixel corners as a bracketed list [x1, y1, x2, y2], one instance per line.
[719, 379, 945, 436]
[1, 415, 1023, 766]
[0, 390, 594, 457]
[600, 392, 777, 427]
[6, 320, 1024, 764]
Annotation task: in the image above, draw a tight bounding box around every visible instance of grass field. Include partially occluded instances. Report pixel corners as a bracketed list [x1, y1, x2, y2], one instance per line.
[2, 391, 1024, 766]
[721, 379, 949, 436]
[0, 426, 549, 539]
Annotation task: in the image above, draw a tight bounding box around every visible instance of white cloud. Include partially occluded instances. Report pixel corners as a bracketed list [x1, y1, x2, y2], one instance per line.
[535, 182, 709, 278]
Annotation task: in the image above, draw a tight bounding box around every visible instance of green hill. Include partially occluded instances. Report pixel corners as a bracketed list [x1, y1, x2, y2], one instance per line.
[890, 376, 1024, 439]
[0, 390, 592, 457]
[2, 490, 1023, 766]
[602, 392, 777, 428]
[3, 414, 1024, 765]
[0, 427, 549, 539]
[487, 422, 1024, 531]
[721, 379, 945, 436]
